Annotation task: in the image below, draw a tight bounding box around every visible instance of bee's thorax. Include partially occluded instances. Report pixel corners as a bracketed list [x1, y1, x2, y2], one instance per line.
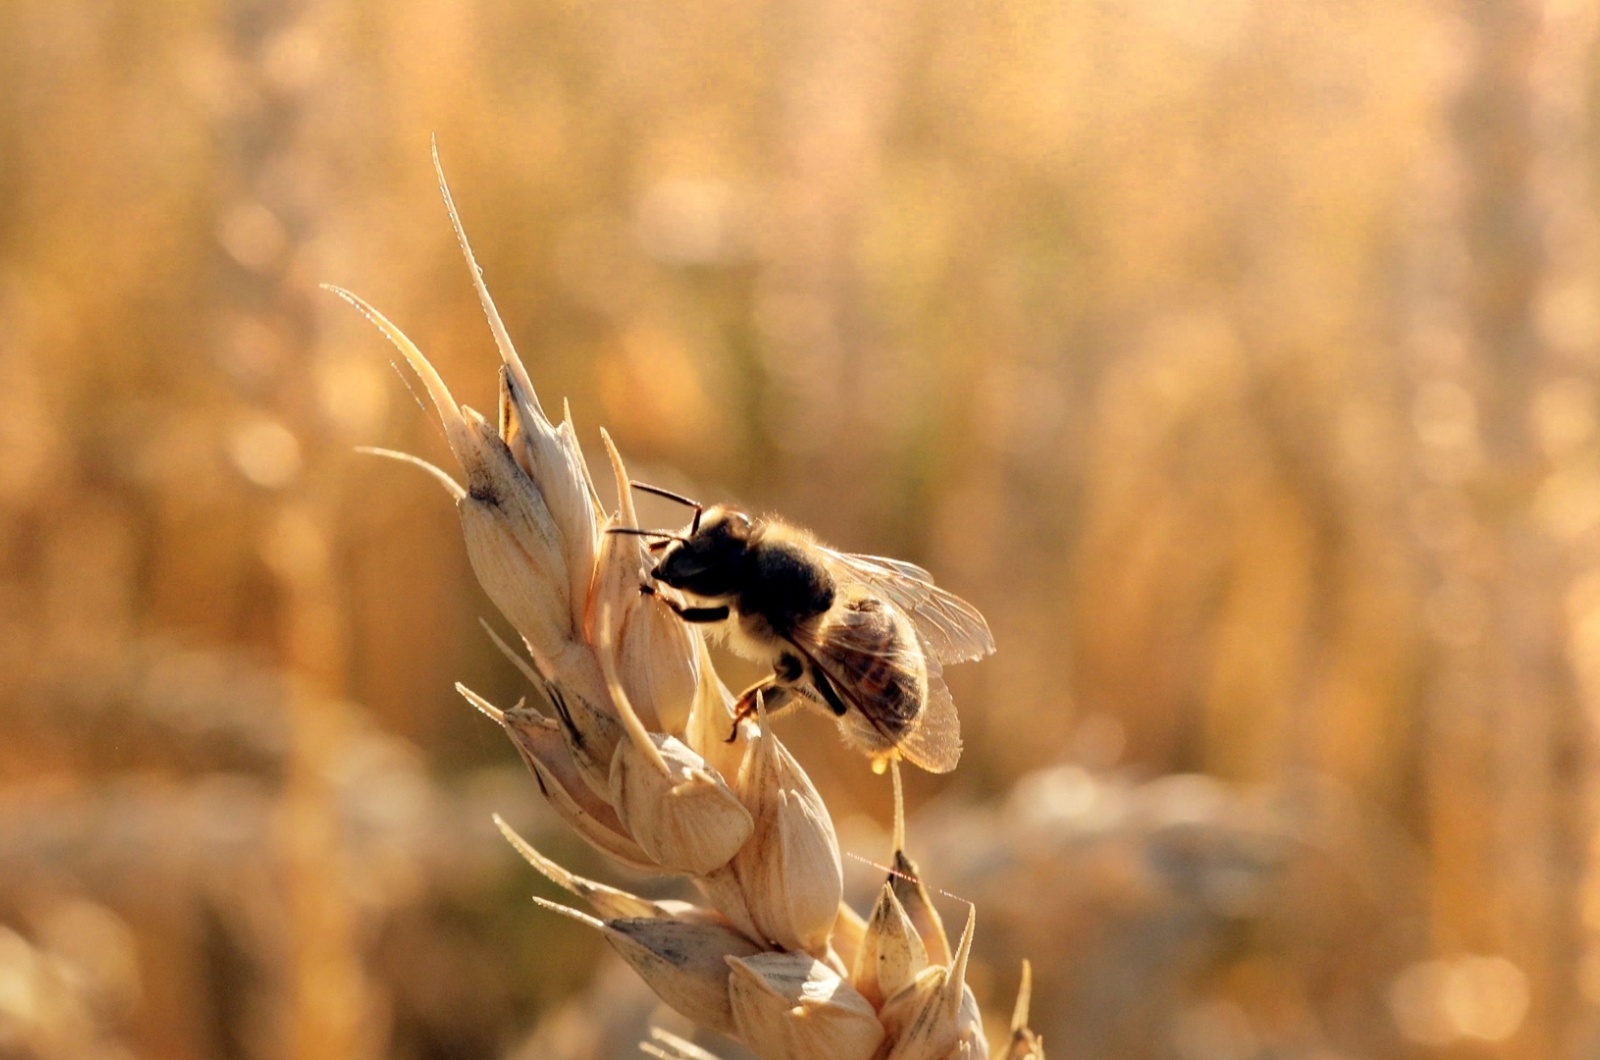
[737, 533, 835, 638]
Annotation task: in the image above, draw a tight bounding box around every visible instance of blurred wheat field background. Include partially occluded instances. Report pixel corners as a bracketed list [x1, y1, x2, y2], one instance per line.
[2, 0, 1598, 1057]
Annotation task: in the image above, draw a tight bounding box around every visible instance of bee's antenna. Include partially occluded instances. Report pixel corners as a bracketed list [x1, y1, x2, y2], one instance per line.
[605, 527, 690, 544]
[629, 481, 704, 535]
[629, 481, 701, 509]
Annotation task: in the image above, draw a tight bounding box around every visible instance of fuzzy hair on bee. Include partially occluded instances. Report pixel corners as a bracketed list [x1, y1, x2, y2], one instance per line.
[610, 483, 995, 774]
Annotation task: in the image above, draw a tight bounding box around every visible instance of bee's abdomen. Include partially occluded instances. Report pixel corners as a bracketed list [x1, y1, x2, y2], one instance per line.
[845, 601, 924, 727]
[860, 662, 921, 729]
[740, 541, 835, 635]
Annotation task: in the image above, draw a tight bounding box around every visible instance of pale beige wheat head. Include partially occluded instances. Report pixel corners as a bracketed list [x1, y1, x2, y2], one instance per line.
[329, 145, 1043, 1060]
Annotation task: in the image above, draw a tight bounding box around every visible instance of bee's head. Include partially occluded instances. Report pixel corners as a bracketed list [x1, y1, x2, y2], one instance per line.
[649, 505, 753, 598]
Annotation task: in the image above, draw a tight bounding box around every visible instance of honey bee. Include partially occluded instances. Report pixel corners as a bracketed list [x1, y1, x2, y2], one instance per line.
[611, 483, 995, 773]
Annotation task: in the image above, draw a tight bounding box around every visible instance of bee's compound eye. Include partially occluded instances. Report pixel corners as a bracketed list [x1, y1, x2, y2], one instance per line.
[730, 512, 752, 532]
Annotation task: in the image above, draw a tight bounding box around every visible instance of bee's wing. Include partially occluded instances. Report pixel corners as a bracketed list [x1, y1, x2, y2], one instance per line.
[892, 658, 962, 774]
[822, 550, 996, 665]
[787, 602, 963, 774]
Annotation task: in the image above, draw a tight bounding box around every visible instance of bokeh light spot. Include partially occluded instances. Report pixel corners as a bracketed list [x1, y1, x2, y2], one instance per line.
[228, 415, 303, 489]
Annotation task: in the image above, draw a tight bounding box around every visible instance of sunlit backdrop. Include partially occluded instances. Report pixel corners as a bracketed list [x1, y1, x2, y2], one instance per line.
[2, 0, 1597, 1057]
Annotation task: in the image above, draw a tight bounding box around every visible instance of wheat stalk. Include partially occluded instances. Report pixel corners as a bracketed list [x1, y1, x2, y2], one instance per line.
[329, 144, 1043, 1060]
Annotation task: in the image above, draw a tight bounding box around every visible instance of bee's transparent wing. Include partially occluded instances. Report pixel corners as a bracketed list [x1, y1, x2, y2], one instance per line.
[787, 598, 962, 774]
[891, 656, 961, 774]
[823, 550, 996, 665]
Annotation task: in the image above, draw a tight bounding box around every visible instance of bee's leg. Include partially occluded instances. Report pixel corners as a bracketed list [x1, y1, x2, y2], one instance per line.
[725, 680, 802, 741]
[727, 679, 774, 741]
[671, 605, 731, 623]
[640, 584, 729, 623]
[808, 665, 851, 718]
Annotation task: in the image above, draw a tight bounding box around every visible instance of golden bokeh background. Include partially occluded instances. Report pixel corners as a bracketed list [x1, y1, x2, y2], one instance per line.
[2, 0, 1598, 1056]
